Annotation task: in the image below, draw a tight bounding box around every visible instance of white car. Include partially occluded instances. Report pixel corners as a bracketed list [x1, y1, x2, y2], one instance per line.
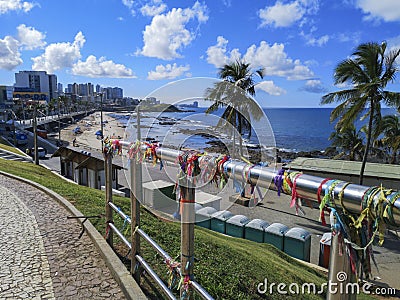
[30, 147, 47, 158]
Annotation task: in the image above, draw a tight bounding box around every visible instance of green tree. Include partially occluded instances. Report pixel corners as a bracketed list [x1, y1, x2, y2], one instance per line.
[321, 41, 400, 184]
[329, 125, 364, 161]
[375, 115, 400, 164]
[205, 59, 264, 156]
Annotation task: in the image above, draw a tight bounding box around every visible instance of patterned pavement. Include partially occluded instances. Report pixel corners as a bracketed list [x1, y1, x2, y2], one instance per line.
[0, 175, 126, 299]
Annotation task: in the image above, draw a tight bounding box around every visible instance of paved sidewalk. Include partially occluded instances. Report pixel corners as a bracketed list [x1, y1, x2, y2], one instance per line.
[0, 175, 126, 299]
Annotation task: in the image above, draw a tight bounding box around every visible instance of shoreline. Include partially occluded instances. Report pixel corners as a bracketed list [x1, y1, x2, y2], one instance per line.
[53, 111, 331, 164]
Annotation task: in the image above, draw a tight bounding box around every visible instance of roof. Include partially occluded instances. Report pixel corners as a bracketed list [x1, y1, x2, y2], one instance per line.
[285, 157, 400, 180]
[52, 146, 124, 170]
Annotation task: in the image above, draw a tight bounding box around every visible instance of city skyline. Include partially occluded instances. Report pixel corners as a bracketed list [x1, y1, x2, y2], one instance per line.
[1, 1, 400, 107]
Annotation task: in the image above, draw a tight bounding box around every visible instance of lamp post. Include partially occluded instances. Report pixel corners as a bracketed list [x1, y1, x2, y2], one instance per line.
[100, 92, 104, 149]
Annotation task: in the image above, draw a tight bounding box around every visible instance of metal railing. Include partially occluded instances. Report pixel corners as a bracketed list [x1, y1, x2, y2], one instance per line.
[108, 202, 213, 300]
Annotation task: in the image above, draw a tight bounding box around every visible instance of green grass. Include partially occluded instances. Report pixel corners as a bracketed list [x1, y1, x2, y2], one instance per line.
[0, 159, 377, 300]
[0, 136, 25, 155]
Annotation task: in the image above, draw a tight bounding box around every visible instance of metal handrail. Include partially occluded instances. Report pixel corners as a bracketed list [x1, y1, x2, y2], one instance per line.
[116, 141, 400, 226]
[107, 223, 176, 300]
[109, 202, 214, 300]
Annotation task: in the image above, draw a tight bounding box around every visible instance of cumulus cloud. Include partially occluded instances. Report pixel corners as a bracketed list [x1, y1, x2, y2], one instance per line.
[31, 32, 85, 73]
[258, 0, 319, 28]
[17, 24, 46, 50]
[206, 36, 241, 68]
[72, 55, 135, 78]
[0, 0, 36, 14]
[0, 35, 22, 70]
[356, 0, 400, 22]
[147, 63, 190, 80]
[255, 81, 286, 96]
[141, 1, 167, 16]
[243, 41, 314, 80]
[138, 1, 208, 60]
[301, 79, 328, 93]
[206, 37, 314, 80]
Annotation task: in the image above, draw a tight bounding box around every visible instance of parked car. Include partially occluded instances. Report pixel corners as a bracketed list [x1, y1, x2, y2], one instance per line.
[37, 129, 48, 139]
[28, 147, 47, 158]
[9, 131, 28, 145]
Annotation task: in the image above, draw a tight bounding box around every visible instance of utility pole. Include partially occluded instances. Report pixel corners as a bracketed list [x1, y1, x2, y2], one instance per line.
[33, 105, 39, 165]
[100, 92, 104, 148]
[58, 98, 61, 146]
[12, 111, 16, 146]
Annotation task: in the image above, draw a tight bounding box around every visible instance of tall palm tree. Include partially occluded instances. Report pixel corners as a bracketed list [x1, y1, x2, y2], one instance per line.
[321, 42, 400, 185]
[375, 115, 400, 164]
[329, 125, 364, 161]
[205, 59, 264, 156]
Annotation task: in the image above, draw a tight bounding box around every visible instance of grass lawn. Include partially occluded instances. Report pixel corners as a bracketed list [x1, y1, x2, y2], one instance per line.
[0, 158, 377, 300]
[0, 136, 26, 155]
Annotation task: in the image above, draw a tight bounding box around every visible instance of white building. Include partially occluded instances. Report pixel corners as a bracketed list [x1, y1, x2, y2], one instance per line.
[14, 71, 58, 101]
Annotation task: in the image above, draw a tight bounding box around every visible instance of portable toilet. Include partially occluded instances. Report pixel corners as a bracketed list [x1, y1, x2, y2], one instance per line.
[284, 227, 312, 262]
[318, 232, 331, 268]
[194, 203, 203, 212]
[245, 219, 270, 243]
[264, 223, 289, 250]
[210, 210, 234, 234]
[195, 207, 218, 229]
[226, 215, 250, 238]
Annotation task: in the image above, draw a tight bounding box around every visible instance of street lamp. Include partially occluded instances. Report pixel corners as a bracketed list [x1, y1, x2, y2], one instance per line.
[99, 92, 104, 148]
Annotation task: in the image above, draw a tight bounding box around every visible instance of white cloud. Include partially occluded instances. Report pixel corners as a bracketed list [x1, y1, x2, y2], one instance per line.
[258, 0, 319, 28]
[138, 1, 208, 60]
[255, 81, 286, 96]
[356, 0, 400, 22]
[206, 36, 229, 68]
[141, 2, 167, 17]
[17, 24, 46, 50]
[122, 0, 135, 15]
[301, 79, 328, 93]
[243, 41, 314, 80]
[206, 36, 241, 68]
[147, 63, 190, 80]
[206, 38, 314, 81]
[31, 32, 85, 73]
[0, 0, 36, 14]
[206, 38, 314, 80]
[72, 55, 135, 78]
[300, 30, 329, 46]
[0, 35, 22, 70]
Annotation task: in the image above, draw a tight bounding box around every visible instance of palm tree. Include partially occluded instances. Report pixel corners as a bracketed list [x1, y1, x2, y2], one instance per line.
[205, 59, 264, 156]
[375, 115, 400, 164]
[329, 125, 364, 161]
[321, 42, 400, 185]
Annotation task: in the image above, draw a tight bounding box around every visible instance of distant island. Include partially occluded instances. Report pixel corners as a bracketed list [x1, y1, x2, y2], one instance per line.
[138, 103, 182, 112]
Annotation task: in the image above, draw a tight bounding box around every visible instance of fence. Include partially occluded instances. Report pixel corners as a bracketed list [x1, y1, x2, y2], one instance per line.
[102, 139, 399, 300]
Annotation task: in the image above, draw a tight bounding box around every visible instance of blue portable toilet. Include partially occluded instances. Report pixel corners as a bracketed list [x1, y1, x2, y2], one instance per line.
[284, 227, 311, 262]
[226, 215, 250, 238]
[264, 223, 289, 250]
[195, 207, 217, 229]
[245, 219, 270, 243]
[210, 210, 234, 234]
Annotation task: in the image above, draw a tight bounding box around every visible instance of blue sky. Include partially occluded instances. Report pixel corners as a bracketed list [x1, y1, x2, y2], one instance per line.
[1, 0, 400, 108]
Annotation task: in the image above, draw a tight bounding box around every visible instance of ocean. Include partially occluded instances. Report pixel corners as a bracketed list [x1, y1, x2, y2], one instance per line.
[111, 107, 397, 153]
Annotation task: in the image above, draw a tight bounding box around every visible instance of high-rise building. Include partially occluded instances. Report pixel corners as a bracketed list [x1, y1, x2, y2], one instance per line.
[57, 83, 63, 94]
[14, 71, 58, 101]
[0, 86, 13, 121]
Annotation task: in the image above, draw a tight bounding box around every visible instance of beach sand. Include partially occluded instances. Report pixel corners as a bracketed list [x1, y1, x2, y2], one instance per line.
[55, 111, 126, 152]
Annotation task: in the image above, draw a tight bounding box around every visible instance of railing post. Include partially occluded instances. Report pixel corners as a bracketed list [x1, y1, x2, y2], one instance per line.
[327, 214, 356, 300]
[131, 106, 142, 282]
[105, 152, 113, 247]
[180, 179, 195, 299]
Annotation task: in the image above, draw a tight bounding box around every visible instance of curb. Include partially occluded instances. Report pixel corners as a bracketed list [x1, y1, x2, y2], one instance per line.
[0, 170, 148, 300]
